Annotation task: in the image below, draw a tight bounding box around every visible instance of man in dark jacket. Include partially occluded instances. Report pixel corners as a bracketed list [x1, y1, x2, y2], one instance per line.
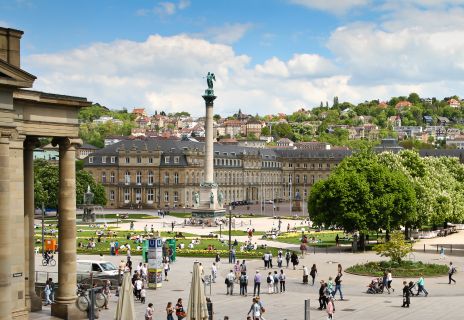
[318, 280, 327, 310]
[401, 281, 412, 308]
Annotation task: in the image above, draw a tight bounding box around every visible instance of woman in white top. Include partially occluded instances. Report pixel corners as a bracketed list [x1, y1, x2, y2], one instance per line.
[267, 272, 274, 293]
[164, 261, 170, 281]
[247, 298, 261, 320]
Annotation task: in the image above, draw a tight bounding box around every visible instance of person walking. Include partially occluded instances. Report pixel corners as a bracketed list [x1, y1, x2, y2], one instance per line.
[269, 251, 273, 268]
[164, 260, 170, 281]
[327, 276, 334, 297]
[310, 264, 317, 286]
[302, 265, 309, 284]
[140, 285, 146, 304]
[226, 269, 236, 295]
[290, 251, 299, 270]
[448, 262, 457, 284]
[333, 273, 344, 300]
[234, 261, 241, 283]
[279, 269, 286, 293]
[338, 264, 343, 275]
[439, 246, 445, 259]
[318, 281, 327, 310]
[166, 302, 175, 320]
[285, 250, 291, 268]
[327, 297, 335, 319]
[416, 274, 428, 296]
[263, 252, 270, 269]
[273, 271, 279, 293]
[266, 272, 274, 294]
[387, 269, 394, 293]
[102, 279, 110, 309]
[211, 262, 218, 283]
[44, 279, 52, 306]
[48, 277, 55, 303]
[247, 298, 261, 320]
[401, 281, 412, 308]
[241, 260, 247, 273]
[175, 298, 186, 320]
[240, 271, 248, 296]
[253, 271, 261, 296]
[145, 303, 154, 320]
[277, 254, 283, 268]
[135, 277, 143, 300]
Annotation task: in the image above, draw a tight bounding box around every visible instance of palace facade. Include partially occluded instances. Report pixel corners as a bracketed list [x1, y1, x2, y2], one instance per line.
[83, 139, 352, 209]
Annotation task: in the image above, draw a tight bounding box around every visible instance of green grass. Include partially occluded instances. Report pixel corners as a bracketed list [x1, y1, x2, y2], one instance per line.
[346, 261, 449, 277]
[168, 212, 192, 218]
[210, 230, 265, 236]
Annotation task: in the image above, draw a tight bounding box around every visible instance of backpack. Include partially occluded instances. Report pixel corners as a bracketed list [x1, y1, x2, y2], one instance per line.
[267, 276, 272, 283]
[225, 278, 229, 285]
[273, 275, 279, 283]
[240, 275, 247, 284]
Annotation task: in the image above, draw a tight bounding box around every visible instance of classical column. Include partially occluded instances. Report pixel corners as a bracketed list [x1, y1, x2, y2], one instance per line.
[203, 95, 216, 184]
[51, 137, 86, 319]
[24, 138, 42, 311]
[0, 133, 12, 319]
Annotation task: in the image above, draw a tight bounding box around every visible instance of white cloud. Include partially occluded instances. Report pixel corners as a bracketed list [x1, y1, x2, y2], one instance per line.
[0, 21, 8, 27]
[136, 0, 190, 17]
[290, 0, 370, 14]
[194, 23, 253, 45]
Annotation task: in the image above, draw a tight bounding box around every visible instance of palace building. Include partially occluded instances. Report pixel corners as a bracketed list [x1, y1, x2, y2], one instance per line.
[83, 138, 351, 209]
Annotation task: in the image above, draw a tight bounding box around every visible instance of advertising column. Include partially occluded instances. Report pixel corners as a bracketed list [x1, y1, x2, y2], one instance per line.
[147, 238, 163, 288]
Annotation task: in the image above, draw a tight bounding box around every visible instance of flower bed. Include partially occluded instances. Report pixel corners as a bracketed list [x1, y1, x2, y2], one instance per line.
[346, 261, 449, 277]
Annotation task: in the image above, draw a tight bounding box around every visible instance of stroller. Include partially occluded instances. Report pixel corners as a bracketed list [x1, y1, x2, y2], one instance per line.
[367, 278, 383, 294]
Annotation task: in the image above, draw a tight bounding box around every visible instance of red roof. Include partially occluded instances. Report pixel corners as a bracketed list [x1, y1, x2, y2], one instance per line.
[132, 108, 145, 114]
[395, 101, 412, 108]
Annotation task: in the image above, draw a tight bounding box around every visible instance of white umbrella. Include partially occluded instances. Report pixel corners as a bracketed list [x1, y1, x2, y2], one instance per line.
[186, 262, 209, 320]
[114, 272, 135, 320]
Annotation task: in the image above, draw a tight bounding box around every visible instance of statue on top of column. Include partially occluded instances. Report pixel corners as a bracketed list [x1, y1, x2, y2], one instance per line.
[205, 72, 216, 96]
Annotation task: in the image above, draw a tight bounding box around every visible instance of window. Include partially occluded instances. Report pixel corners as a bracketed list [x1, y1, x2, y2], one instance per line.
[311, 175, 315, 184]
[164, 172, 169, 184]
[102, 172, 107, 183]
[296, 175, 300, 184]
[110, 156, 116, 164]
[124, 189, 130, 203]
[125, 157, 130, 164]
[102, 156, 107, 164]
[311, 163, 315, 169]
[164, 191, 169, 202]
[124, 171, 130, 185]
[147, 189, 154, 202]
[319, 163, 323, 169]
[174, 172, 179, 184]
[174, 191, 179, 202]
[135, 189, 141, 203]
[89, 156, 94, 164]
[174, 156, 179, 164]
[110, 190, 115, 201]
[137, 156, 142, 164]
[327, 163, 330, 169]
[304, 163, 307, 168]
[110, 172, 115, 183]
[148, 171, 154, 185]
[289, 163, 293, 168]
[303, 175, 307, 183]
[148, 157, 153, 164]
[165, 156, 170, 164]
[136, 171, 142, 185]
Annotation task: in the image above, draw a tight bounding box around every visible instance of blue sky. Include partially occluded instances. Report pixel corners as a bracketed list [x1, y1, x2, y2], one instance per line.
[2, 0, 464, 116]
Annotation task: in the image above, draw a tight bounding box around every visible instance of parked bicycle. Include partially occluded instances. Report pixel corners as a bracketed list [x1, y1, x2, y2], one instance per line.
[76, 283, 107, 312]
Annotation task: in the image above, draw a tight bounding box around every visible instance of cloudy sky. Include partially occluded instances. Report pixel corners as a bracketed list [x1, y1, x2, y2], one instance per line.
[2, 0, 464, 116]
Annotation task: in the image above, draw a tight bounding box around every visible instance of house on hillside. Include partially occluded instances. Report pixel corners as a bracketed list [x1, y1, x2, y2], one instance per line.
[276, 138, 294, 147]
[437, 116, 450, 126]
[448, 98, 461, 108]
[395, 101, 412, 110]
[388, 115, 401, 127]
[132, 108, 147, 117]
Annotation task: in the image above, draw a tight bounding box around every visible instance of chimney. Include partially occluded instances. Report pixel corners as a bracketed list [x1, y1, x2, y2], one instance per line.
[0, 27, 24, 68]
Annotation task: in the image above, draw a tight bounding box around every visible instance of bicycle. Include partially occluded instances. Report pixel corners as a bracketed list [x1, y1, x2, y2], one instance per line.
[76, 284, 107, 312]
[42, 255, 56, 267]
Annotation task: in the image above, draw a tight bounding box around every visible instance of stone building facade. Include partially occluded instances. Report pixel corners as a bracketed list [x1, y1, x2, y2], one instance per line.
[84, 139, 351, 209]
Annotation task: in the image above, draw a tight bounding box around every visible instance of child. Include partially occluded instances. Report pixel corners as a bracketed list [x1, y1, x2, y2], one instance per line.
[326, 297, 334, 319]
[140, 286, 146, 304]
[145, 303, 154, 320]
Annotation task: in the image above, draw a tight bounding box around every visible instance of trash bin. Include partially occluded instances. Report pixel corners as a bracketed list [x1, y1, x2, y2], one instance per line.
[45, 239, 57, 252]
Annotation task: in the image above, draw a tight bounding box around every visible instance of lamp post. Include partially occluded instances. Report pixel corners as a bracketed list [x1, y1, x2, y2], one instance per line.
[228, 205, 232, 263]
[41, 202, 45, 256]
[219, 222, 222, 239]
[116, 213, 119, 228]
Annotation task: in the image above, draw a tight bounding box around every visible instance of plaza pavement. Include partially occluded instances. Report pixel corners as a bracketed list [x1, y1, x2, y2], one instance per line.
[31, 213, 464, 319]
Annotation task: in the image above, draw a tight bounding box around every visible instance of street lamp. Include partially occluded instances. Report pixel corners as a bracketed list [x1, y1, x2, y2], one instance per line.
[228, 205, 232, 263]
[116, 213, 119, 228]
[219, 221, 222, 239]
[41, 203, 45, 256]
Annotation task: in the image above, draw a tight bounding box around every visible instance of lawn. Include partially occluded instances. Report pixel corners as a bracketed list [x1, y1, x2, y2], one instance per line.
[274, 230, 385, 247]
[210, 230, 265, 236]
[346, 261, 449, 277]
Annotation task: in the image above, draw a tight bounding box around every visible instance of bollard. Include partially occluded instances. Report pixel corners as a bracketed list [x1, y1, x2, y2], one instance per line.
[304, 299, 310, 320]
[313, 246, 316, 255]
[424, 244, 425, 252]
[207, 297, 213, 320]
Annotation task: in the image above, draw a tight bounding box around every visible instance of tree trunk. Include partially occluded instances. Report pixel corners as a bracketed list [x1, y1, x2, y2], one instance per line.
[404, 225, 409, 240]
[386, 229, 390, 242]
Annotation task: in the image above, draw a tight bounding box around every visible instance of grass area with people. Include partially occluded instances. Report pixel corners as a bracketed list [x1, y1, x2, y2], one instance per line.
[346, 261, 449, 277]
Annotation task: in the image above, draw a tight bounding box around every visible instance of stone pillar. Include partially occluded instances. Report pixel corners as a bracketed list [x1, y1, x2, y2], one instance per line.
[202, 95, 216, 184]
[51, 137, 86, 319]
[23, 138, 42, 311]
[0, 133, 12, 319]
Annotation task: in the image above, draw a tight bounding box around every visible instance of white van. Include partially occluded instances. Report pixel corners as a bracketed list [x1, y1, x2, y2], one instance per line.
[77, 260, 119, 278]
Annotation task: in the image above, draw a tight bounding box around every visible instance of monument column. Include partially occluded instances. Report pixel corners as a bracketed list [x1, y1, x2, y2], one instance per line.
[0, 133, 12, 319]
[204, 95, 216, 184]
[24, 138, 42, 311]
[51, 137, 86, 319]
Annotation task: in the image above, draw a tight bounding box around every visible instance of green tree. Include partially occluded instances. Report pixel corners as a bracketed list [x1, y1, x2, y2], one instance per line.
[374, 231, 411, 264]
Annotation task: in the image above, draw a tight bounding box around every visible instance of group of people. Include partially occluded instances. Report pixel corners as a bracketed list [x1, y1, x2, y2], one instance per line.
[317, 264, 344, 319]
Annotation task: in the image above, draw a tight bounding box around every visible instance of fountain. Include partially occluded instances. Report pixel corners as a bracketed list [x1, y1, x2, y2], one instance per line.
[82, 185, 96, 223]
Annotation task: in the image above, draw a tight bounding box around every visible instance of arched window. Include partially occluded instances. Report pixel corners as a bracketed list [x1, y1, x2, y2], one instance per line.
[102, 172, 106, 183]
[124, 171, 130, 185]
[136, 171, 142, 185]
[148, 171, 154, 185]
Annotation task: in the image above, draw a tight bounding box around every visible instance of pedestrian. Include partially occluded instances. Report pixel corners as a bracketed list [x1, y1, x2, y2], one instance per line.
[448, 262, 457, 284]
[215, 253, 221, 263]
[279, 269, 286, 293]
[277, 254, 283, 268]
[285, 250, 291, 268]
[290, 251, 299, 270]
[241, 260, 247, 273]
[140, 285, 146, 304]
[145, 302, 154, 320]
[273, 271, 279, 293]
[387, 269, 394, 293]
[253, 271, 261, 296]
[266, 271, 274, 294]
[401, 281, 411, 308]
[166, 302, 175, 320]
[318, 281, 327, 310]
[439, 246, 445, 259]
[171, 221, 175, 232]
[164, 260, 170, 281]
[327, 276, 334, 297]
[102, 279, 110, 309]
[310, 264, 317, 285]
[335, 234, 339, 247]
[337, 264, 343, 275]
[226, 269, 235, 295]
[333, 273, 344, 300]
[234, 261, 241, 283]
[142, 263, 148, 280]
[247, 297, 261, 320]
[44, 279, 52, 306]
[175, 298, 186, 320]
[327, 296, 335, 319]
[263, 252, 270, 268]
[302, 265, 309, 284]
[231, 248, 236, 263]
[416, 274, 428, 296]
[211, 262, 218, 283]
[240, 271, 248, 296]
[48, 277, 55, 302]
[269, 251, 273, 268]
[135, 277, 143, 300]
